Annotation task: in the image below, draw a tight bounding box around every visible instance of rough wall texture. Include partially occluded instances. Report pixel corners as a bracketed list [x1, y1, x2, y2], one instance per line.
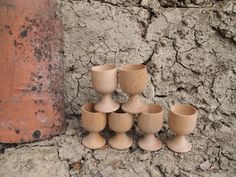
[0, 0, 235, 177]
[59, 0, 236, 176]
[61, 0, 236, 118]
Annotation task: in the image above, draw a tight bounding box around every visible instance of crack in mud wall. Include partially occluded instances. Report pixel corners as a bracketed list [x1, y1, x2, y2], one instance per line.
[59, 0, 235, 119]
[58, 1, 235, 175]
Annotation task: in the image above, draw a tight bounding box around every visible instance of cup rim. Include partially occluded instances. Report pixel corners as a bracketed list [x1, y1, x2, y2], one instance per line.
[170, 104, 197, 117]
[91, 64, 116, 72]
[82, 103, 101, 114]
[142, 103, 163, 115]
[119, 64, 146, 71]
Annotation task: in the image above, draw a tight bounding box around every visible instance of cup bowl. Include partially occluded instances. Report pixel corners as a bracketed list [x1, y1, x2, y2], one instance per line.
[119, 64, 148, 95]
[138, 104, 163, 134]
[81, 103, 106, 132]
[169, 104, 197, 135]
[108, 110, 133, 133]
[91, 64, 117, 94]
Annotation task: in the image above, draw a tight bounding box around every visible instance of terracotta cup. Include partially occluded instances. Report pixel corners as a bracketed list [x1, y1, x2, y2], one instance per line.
[81, 103, 107, 149]
[91, 64, 120, 113]
[167, 104, 198, 153]
[108, 109, 133, 150]
[119, 64, 148, 114]
[0, 0, 65, 143]
[138, 104, 163, 151]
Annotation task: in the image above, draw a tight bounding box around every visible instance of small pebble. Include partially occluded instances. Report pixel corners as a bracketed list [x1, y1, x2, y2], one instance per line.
[200, 160, 211, 171]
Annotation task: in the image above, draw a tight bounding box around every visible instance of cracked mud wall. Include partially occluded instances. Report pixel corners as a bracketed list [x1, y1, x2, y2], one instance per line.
[58, 0, 236, 176]
[60, 0, 236, 129]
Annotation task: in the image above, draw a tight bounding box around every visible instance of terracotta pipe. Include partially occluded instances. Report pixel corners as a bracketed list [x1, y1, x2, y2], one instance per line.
[0, 0, 65, 143]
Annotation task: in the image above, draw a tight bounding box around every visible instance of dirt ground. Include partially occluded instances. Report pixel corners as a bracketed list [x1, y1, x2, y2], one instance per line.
[0, 0, 236, 177]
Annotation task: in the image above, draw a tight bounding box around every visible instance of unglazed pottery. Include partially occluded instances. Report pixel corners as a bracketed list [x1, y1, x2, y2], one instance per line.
[0, 0, 65, 143]
[166, 104, 198, 153]
[91, 64, 119, 113]
[119, 64, 148, 113]
[138, 104, 163, 151]
[81, 103, 107, 149]
[108, 109, 133, 150]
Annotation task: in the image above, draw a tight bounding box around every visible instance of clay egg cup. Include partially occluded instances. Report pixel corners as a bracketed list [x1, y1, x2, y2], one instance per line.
[167, 104, 198, 153]
[108, 109, 133, 150]
[91, 64, 119, 113]
[81, 103, 107, 149]
[138, 104, 163, 151]
[119, 64, 148, 114]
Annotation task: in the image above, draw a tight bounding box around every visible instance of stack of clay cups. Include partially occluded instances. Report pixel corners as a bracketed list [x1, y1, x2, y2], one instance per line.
[81, 64, 198, 153]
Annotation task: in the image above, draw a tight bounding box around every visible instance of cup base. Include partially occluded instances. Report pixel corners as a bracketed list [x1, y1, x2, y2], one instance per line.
[166, 136, 192, 153]
[138, 134, 162, 151]
[121, 95, 147, 114]
[82, 132, 106, 149]
[95, 99, 120, 113]
[109, 133, 133, 150]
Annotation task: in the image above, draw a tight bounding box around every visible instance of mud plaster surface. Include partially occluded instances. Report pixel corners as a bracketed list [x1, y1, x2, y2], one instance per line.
[0, 0, 236, 177]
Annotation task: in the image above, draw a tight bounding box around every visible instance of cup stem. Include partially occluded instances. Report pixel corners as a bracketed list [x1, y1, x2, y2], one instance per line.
[109, 132, 132, 150]
[114, 132, 127, 139]
[138, 133, 162, 151]
[129, 94, 141, 104]
[174, 135, 186, 143]
[166, 135, 192, 153]
[144, 133, 155, 140]
[95, 94, 119, 113]
[122, 94, 147, 113]
[82, 132, 106, 149]
[101, 94, 112, 102]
